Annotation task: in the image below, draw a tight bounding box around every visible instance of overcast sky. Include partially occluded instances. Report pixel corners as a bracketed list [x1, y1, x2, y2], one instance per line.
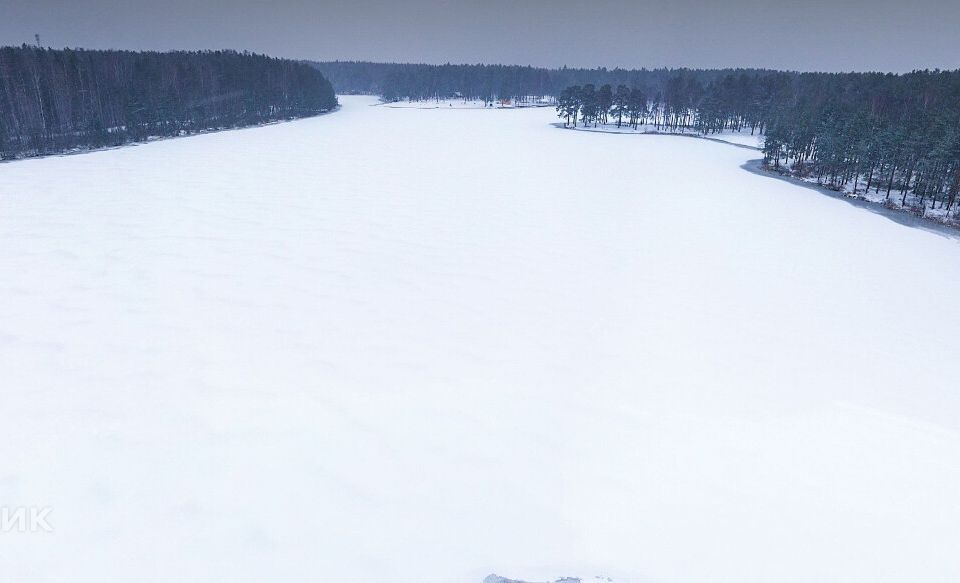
[2, 0, 958, 72]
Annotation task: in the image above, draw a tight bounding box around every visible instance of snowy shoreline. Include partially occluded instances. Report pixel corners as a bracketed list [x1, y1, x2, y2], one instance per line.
[551, 121, 763, 149]
[745, 160, 960, 239]
[369, 96, 555, 110]
[556, 122, 960, 235]
[0, 105, 341, 165]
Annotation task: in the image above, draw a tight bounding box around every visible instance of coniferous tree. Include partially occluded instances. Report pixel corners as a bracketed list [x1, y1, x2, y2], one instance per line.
[597, 84, 613, 125]
[611, 85, 630, 128]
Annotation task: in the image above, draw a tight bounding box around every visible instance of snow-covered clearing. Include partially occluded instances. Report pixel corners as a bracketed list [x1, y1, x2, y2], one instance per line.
[1, 95, 959, 583]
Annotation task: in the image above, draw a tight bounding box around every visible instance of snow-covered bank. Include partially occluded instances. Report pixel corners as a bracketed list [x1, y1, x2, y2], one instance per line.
[377, 97, 554, 110]
[760, 161, 960, 227]
[0, 106, 341, 164]
[561, 121, 960, 229]
[557, 121, 764, 148]
[743, 159, 960, 239]
[1, 95, 959, 583]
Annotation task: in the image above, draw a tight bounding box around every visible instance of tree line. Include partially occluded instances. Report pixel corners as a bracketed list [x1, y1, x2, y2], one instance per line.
[310, 61, 769, 105]
[1, 46, 338, 159]
[556, 73, 790, 133]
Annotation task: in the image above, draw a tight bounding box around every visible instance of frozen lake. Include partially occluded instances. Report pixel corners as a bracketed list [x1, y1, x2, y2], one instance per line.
[1, 95, 959, 583]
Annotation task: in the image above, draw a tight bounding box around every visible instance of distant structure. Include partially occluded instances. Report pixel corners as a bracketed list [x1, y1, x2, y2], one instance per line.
[35, 34, 41, 48]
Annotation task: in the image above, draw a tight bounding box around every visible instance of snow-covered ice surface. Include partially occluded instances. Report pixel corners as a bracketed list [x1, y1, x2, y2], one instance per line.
[1, 95, 960, 583]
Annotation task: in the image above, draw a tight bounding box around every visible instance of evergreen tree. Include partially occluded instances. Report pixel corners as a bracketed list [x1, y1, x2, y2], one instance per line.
[611, 85, 630, 128]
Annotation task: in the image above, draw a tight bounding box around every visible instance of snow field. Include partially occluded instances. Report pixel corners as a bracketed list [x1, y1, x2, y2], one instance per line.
[1, 95, 959, 583]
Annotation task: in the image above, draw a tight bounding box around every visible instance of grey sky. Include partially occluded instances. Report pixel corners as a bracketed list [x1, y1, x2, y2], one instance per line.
[2, 0, 958, 72]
